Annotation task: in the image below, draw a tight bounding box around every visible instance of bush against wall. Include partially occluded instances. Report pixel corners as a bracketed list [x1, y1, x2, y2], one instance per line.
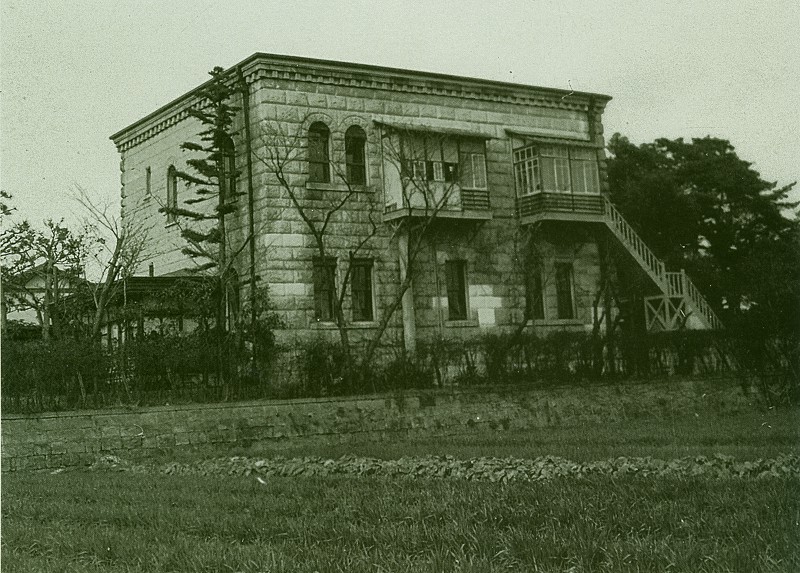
[2, 327, 794, 414]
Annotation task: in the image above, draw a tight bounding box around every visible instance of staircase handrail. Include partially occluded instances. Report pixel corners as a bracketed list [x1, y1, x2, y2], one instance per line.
[601, 197, 666, 285]
[602, 196, 724, 330]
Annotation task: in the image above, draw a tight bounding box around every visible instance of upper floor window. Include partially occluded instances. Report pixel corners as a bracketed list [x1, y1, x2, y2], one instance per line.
[459, 139, 487, 189]
[308, 122, 331, 183]
[166, 165, 178, 223]
[345, 126, 367, 185]
[513, 145, 599, 195]
[145, 166, 152, 196]
[402, 136, 486, 188]
[220, 134, 237, 200]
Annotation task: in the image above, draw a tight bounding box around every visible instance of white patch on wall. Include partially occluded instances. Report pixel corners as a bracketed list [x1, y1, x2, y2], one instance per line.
[470, 296, 503, 310]
[271, 283, 309, 297]
[261, 233, 305, 248]
[477, 308, 496, 326]
[469, 284, 493, 297]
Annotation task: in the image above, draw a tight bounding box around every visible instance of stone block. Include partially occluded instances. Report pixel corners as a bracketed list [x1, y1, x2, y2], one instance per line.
[121, 436, 143, 450]
[50, 442, 67, 455]
[156, 434, 175, 448]
[100, 439, 123, 452]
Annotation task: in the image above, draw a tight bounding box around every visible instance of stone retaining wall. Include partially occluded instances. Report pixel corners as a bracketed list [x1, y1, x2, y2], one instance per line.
[1, 378, 757, 472]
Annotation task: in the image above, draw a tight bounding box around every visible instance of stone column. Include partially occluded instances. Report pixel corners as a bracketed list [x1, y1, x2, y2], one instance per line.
[398, 228, 417, 356]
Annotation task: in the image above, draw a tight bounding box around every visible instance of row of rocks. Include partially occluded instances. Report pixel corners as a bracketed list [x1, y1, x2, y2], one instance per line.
[80, 453, 800, 482]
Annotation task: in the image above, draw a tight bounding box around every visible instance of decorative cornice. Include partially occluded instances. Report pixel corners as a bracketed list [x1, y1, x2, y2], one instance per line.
[111, 53, 612, 153]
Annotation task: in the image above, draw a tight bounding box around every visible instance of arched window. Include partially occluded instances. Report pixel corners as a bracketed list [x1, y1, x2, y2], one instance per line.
[220, 134, 236, 201]
[307, 122, 330, 183]
[166, 165, 178, 223]
[345, 125, 367, 185]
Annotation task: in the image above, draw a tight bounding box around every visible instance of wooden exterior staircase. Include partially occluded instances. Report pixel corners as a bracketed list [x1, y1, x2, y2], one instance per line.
[516, 192, 723, 330]
[601, 196, 723, 330]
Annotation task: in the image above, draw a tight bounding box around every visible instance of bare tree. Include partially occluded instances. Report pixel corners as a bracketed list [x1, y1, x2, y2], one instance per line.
[256, 119, 379, 364]
[73, 185, 150, 340]
[362, 125, 466, 363]
[256, 120, 469, 376]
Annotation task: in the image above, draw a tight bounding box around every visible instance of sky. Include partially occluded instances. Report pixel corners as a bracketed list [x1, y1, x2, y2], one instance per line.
[2, 0, 798, 228]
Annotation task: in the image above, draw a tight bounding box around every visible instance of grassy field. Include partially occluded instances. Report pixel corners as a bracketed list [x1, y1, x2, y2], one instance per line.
[3, 471, 798, 572]
[2, 409, 799, 572]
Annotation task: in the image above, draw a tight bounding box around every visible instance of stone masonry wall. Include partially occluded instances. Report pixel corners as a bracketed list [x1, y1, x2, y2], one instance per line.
[117, 62, 610, 347]
[2, 378, 758, 472]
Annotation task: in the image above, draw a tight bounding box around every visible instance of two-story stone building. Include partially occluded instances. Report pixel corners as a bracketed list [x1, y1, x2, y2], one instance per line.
[110, 53, 721, 352]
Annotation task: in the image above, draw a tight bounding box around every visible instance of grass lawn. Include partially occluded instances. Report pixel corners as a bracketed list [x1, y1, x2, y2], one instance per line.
[2, 409, 799, 572]
[2, 472, 798, 572]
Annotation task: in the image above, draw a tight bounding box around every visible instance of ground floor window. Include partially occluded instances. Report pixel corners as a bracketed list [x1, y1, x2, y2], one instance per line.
[313, 257, 337, 321]
[350, 258, 374, 321]
[555, 262, 575, 319]
[525, 268, 545, 320]
[445, 260, 468, 321]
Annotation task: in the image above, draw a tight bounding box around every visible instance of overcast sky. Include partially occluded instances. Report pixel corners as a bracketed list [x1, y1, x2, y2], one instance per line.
[2, 0, 798, 227]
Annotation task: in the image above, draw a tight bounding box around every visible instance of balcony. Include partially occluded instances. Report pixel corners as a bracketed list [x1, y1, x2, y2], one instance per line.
[383, 187, 492, 222]
[517, 192, 605, 225]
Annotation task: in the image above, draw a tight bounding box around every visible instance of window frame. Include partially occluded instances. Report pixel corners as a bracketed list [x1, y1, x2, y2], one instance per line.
[350, 258, 374, 322]
[555, 262, 576, 320]
[221, 134, 237, 202]
[307, 122, 331, 184]
[513, 145, 600, 196]
[166, 165, 178, 224]
[312, 256, 337, 322]
[525, 267, 546, 320]
[344, 125, 367, 186]
[445, 259, 469, 321]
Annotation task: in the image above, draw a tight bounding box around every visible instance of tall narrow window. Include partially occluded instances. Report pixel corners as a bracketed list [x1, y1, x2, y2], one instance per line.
[525, 268, 545, 320]
[308, 122, 330, 183]
[166, 166, 178, 223]
[445, 260, 468, 321]
[540, 147, 571, 193]
[555, 262, 575, 319]
[145, 166, 151, 196]
[513, 146, 540, 195]
[221, 134, 237, 201]
[569, 148, 600, 194]
[350, 258, 374, 321]
[345, 126, 367, 185]
[313, 257, 336, 321]
[459, 140, 487, 189]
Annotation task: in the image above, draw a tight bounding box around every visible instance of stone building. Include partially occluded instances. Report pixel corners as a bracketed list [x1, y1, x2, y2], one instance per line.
[110, 53, 721, 353]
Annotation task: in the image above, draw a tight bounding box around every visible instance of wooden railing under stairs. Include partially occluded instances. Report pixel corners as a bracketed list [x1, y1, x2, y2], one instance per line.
[601, 197, 723, 330]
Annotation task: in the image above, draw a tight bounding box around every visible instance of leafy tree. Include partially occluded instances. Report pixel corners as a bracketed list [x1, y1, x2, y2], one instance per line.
[0, 219, 89, 340]
[606, 133, 798, 326]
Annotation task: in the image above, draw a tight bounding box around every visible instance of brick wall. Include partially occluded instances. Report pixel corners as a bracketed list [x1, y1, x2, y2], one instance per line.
[1, 378, 757, 472]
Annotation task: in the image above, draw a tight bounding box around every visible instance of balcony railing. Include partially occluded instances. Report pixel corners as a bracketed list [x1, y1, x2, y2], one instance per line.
[517, 192, 605, 219]
[384, 187, 491, 221]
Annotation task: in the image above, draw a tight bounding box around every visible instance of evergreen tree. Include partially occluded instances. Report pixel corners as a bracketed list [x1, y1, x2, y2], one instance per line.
[160, 67, 241, 333]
